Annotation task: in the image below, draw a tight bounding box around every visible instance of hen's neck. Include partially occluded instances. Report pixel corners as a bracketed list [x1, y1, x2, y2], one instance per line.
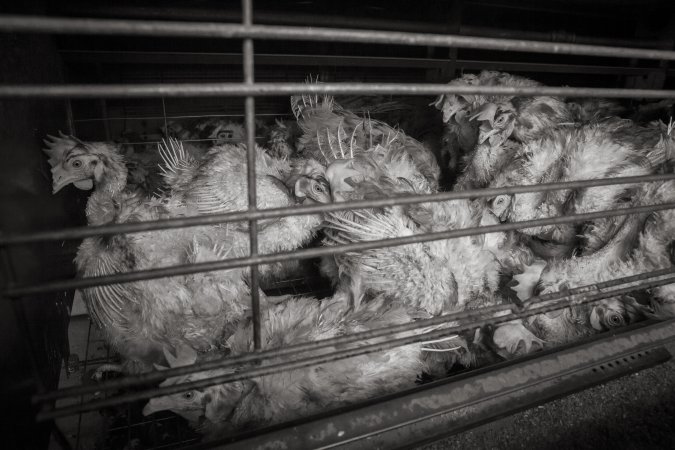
[85, 153, 129, 226]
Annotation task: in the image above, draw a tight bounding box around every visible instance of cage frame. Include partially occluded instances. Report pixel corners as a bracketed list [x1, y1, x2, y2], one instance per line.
[2, 0, 675, 448]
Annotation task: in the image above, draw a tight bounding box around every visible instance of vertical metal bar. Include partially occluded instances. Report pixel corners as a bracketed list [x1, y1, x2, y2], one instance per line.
[442, 0, 462, 81]
[161, 96, 169, 139]
[243, 0, 261, 350]
[65, 99, 76, 135]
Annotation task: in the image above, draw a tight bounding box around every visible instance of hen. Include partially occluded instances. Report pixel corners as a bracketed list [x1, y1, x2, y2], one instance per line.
[434, 70, 573, 189]
[523, 179, 675, 344]
[292, 87, 441, 190]
[142, 290, 448, 436]
[44, 133, 324, 372]
[487, 118, 672, 258]
[318, 144, 540, 365]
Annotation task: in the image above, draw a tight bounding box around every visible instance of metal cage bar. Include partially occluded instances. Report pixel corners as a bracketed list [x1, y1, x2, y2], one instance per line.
[204, 319, 675, 450]
[2, 15, 675, 61]
[2, 83, 675, 99]
[33, 267, 675, 405]
[242, 0, 262, 351]
[5, 200, 675, 297]
[2, 174, 674, 247]
[35, 273, 675, 421]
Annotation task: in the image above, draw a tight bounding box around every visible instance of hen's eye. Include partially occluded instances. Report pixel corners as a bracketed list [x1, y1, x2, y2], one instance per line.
[607, 312, 624, 327]
[182, 391, 194, 400]
[493, 195, 509, 207]
[312, 182, 325, 194]
[72, 160, 82, 168]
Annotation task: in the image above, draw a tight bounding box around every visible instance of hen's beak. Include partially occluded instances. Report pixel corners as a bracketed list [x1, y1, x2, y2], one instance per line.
[142, 401, 160, 417]
[293, 177, 310, 204]
[51, 167, 93, 194]
[478, 128, 499, 145]
[142, 398, 172, 416]
[589, 307, 603, 331]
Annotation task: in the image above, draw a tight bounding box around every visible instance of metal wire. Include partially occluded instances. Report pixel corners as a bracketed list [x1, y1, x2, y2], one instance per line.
[5, 200, 675, 298]
[3, 173, 674, 247]
[2, 82, 675, 99]
[1, 15, 675, 61]
[33, 266, 675, 405]
[35, 274, 675, 421]
[242, 0, 262, 351]
[59, 49, 670, 77]
[72, 113, 288, 122]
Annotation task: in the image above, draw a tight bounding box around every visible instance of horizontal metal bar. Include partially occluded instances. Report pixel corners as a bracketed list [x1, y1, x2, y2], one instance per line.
[1, 16, 674, 61]
[52, 3, 663, 48]
[209, 320, 675, 450]
[6, 200, 675, 298]
[3, 82, 675, 99]
[59, 50, 664, 76]
[33, 266, 675, 405]
[35, 275, 675, 421]
[3, 174, 674, 247]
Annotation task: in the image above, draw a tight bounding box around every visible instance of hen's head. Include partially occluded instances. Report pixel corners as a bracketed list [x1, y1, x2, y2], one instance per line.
[199, 120, 246, 145]
[527, 263, 644, 343]
[43, 132, 125, 194]
[323, 144, 426, 203]
[142, 345, 250, 430]
[432, 73, 482, 124]
[528, 297, 641, 344]
[289, 158, 332, 204]
[471, 102, 516, 148]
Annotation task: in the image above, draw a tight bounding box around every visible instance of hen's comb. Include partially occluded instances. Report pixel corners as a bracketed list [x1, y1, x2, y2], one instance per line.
[43, 131, 85, 167]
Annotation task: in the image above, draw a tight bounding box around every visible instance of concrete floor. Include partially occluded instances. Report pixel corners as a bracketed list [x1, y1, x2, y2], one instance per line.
[421, 345, 675, 450]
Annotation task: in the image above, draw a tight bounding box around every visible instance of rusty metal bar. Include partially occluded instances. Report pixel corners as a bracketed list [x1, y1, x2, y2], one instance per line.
[242, 0, 262, 351]
[204, 320, 675, 450]
[1, 15, 674, 61]
[3, 82, 675, 99]
[32, 266, 675, 405]
[34, 276, 675, 421]
[5, 200, 675, 297]
[3, 173, 674, 247]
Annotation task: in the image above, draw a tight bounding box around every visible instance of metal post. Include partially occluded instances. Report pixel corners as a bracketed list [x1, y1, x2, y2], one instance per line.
[242, 0, 261, 350]
[65, 99, 76, 135]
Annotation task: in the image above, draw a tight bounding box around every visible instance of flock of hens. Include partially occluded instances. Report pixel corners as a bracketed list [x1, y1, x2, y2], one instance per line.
[44, 71, 675, 438]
